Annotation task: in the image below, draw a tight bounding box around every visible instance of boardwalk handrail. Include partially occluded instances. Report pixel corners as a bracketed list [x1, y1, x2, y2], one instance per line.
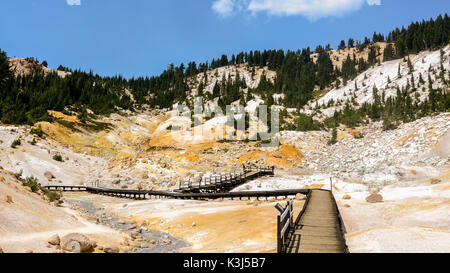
[44, 184, 310, 200]
[281, 190, 349, 254]
[179, 165, 274, 193]
[276, 199, 294, 253]
[331, 193, 349, 253]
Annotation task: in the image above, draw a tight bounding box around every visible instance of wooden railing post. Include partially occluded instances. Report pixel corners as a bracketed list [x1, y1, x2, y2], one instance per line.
[277, 214, 281, 253]
[330, 177, 333, 193]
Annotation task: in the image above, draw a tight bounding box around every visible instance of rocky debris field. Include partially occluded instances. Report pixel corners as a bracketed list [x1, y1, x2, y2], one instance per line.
[280, 113, 449, 188]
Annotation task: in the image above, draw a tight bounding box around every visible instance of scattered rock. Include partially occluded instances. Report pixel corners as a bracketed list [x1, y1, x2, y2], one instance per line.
[60, 233, 94, 253]
[0, 247, 3, 253]
[6, 195, 13, 203]
[192, 222, 196, 227]
[366, 194, 383, 203]
[272, 152, 282, 159]
[430, 178, 441, 185]
[104, 246, 119, 253]
[129, 231, 138, 239]
[44, 171, 55, 181]
[48, 234, 60, 246]
[342, 195, 351, 200]
[295, 193, 306, 200]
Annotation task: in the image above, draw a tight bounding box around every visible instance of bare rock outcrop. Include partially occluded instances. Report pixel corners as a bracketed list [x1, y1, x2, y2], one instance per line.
[60, 233, 94, 253]
[366, 194, 383, 203]
[103, 246, 119, 253]
[48, 234, 60, 246]
[44, 171, 55, 181]
[6, 195, 13, 203]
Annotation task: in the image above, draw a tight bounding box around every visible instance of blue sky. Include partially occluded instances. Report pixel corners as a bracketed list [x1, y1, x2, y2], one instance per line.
[0, 0, 448, 78]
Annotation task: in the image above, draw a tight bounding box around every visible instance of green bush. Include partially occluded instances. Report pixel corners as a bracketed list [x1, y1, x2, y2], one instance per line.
[22, 177, 40, 192]
[21, 176, 62, 202]
[11, 139, 21, 148]
[53, 154, 63, 162]
[42, 188, 62, 202]
[14, 172, 22, 180]
[30, 125, 45, 137]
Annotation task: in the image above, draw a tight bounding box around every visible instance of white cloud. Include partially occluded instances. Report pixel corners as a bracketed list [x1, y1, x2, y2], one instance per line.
[212, 0, 249, 17]
[66, 0, 81, 6]
[211, 0, 381, 20]
[212, 0, 235, 17]
[366, 0, 381, 5]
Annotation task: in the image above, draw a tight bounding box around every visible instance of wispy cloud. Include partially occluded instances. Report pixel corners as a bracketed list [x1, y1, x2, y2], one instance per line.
[212, 0, 381, 20]
[66, 0, 81, 6]
[212, 0, 235, 17]
[366, 0, 381, 5]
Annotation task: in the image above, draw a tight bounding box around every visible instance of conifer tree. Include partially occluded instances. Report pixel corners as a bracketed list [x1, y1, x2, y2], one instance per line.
[407, 57, 414, 73]
[0, 49, 12, 88]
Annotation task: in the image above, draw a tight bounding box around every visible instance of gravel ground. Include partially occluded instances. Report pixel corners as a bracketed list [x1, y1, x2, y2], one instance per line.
[64, 196, 189, 253]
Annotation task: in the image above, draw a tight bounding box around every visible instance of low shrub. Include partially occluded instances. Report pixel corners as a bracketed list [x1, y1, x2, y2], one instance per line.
[11, 139, 21, 148]
[53, 154, 63, 162]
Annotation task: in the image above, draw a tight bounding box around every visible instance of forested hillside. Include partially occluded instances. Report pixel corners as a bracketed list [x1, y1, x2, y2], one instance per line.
[0, 14, 448, 128]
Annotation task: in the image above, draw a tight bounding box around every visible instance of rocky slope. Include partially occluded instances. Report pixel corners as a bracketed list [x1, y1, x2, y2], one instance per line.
[302, 45, 450, 120]
[8, 58, 70, 78]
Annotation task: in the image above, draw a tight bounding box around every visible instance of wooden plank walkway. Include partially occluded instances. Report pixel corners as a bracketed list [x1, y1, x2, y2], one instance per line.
[285, 190, 348, 253]
[178, 166, 274, 193]
[45, 185, 309, 200]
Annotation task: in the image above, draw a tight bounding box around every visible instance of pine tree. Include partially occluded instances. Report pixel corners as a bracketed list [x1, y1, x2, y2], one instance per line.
[419, 73, 425, 84]
[328, 127, 338, 145]
[407, 57, 414, 73]
[411, 74, 416, 90]
[0, 49, 12, 88]
[347, 38, 355, 48]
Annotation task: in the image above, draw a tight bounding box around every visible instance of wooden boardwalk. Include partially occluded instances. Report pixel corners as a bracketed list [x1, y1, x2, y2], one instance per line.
[178, 166, 274, 193]
[284, 190, 348, 253]
[45, 165, 277, 199]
